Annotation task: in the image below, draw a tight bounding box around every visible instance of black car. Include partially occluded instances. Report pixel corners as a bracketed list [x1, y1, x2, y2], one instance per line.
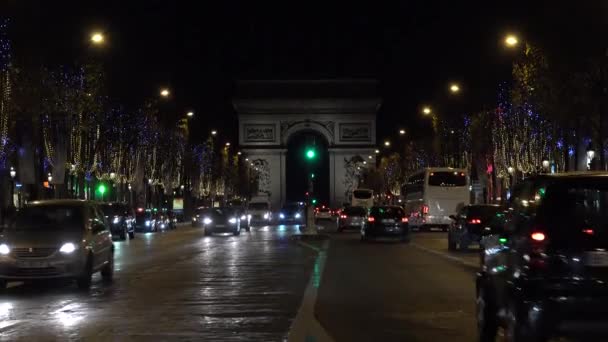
[199, 207, 242, 236]
[361, 206, 409, 242]
[477, 173, 608, 341]
[134, 209, 156, 232]
[338, 206, 367, 232]
[227, 200, 251, 231]
[278, 203, 304, 224]
[100, 203, 135, 240]
[448, 204, 502, 250]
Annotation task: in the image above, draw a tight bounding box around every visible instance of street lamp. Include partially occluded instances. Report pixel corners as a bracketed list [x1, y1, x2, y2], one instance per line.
[186, 111, 194, 117]
[160, 88, 170, 97]
[90, 32, 105, 45]
[507, 166, 515, 175]
[384, 141, 391, 147]
[9, 167, 16, 179]
[148, 178, 153, 185]
[47, 173, 53, 183]
[368, 155, 373, 159]
[109, 172, 116, 179]
[211, 130, 217, 136]
[422, 106, 432, 115]
[399, 129, 405, 135]
[375, 149, 380, 154]
[237, 151, 242, 155]
[542, 160, 550, 170]
[225, 142, 231, 147]
[505, 34, 519, 47]
[449, 83, 460, 93]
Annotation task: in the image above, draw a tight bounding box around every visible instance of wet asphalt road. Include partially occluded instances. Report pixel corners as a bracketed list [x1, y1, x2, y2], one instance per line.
[0, 224, 316, 341]
[315, 220, 478, 342]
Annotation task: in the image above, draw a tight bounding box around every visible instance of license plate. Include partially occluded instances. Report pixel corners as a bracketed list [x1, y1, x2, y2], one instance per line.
[215, 224, 225, 228]
[382, 219, 395, 224]
[586, 251, 608, 267]
[16, 260, 50, 268]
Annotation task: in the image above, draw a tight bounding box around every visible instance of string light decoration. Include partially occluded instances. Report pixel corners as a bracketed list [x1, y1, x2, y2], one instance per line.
[0, 19, 11, 168]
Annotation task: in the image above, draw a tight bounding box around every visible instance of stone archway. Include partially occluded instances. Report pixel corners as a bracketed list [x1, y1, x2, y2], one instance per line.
[234, 80, 381, 208]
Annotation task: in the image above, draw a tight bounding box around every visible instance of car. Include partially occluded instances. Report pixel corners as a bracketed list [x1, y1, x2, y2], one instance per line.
[447, 204, 502, 250]
[227, 200, 251, 231]
[199, 207, 242, 236]
[361, 205, 409, 242]
[338, 206, 367, 232]
[315, 207, 334, 220]
[192, 207, 207, 227]
[100, 202, 135, 240]
[134, 208, 157, 232]
[279, 203, 304, 224]
[477, 173, 608, 341]
[247, 201, 272, 225]
[0, 199, 114, 290]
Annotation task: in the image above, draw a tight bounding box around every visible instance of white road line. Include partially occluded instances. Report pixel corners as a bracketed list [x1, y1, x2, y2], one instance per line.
[288, 240, 334, 342]
[411, 243, 479, 271]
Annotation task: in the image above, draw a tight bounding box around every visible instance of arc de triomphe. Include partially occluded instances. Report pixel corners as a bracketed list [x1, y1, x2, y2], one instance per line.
[234, 80, 380, 208]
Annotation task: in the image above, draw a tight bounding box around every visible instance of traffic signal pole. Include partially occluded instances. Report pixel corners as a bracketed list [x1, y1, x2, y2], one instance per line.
[302, 145, 317, 235]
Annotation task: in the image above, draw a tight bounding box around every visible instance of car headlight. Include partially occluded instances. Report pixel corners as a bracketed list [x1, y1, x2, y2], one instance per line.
[113, 216, 121, 224]
[203, 217, 212, 225]
[279, 213, 285, 219]
[145, 220, 151, 226]
[241, 215, 247, 220]
[0, 244, 9, 255]
[295, 213, 301, 219]
[160, 224, 166, 229]
[193, 217, 197, 222]
[59, 242, 76, 254]
[264, 213, 269, 219]
[247, 214, 252, 219]
[229, 217, 237, 224]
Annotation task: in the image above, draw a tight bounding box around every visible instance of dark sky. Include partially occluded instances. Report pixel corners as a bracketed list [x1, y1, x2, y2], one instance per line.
[3, 1, 606, 145]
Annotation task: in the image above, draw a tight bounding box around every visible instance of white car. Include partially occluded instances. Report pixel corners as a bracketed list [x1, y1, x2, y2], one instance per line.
[315, 207, 334, 220]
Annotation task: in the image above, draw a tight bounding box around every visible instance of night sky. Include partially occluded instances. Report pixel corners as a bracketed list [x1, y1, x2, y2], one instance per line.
[3, 1, 606, 144]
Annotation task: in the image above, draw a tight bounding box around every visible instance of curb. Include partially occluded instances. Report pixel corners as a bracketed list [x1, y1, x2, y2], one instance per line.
[288, 240, 334, 342]
[411, 243, 479, 272]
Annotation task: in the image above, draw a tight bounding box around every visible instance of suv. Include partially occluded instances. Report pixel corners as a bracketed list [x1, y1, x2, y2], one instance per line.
[0, 200, 114, 290]
[448, 204, 502, 250]
[477, 173, 608, 341]
[100, 202, 135, 240]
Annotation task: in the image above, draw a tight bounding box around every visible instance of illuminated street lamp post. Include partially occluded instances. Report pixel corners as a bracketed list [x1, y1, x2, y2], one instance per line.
[449, 83, 460, 94]
[160, 88, 170, 98]
[90, 32, 105, 45]
[9, 167, 16, 207]
[504, 34, 519, 47]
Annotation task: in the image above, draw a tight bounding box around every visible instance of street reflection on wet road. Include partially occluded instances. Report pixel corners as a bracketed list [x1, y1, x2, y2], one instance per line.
[0, 225, 316, 341]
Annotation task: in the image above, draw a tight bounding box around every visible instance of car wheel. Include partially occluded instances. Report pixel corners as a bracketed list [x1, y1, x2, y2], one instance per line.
[101, 251, 114, 283]
[76, 256, 93, 290]
[129, 231, 135, 239]
[476, 287, 498, 342]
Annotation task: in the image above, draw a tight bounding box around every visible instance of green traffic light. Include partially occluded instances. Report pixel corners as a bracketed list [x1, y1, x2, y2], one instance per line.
[311, 173, 315, 179]
[312, 199, 317, 204]
[306, 148, 316, 159]
[98, 184, 106, 195]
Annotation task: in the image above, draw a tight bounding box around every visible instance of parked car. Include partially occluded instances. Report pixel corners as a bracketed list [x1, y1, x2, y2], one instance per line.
[0, 200, 114, 290]
[100, 202, 135, 240]
[315, 207, 334, 221]
[447, 204, 502, 250]
[361, 205, 409, 242]
[477, 173, 608, 341]
[134, 208, 157, 232]
[338, 206, 367, 232]
[198, 207, 242, 236]
[279, 203, 304, 224]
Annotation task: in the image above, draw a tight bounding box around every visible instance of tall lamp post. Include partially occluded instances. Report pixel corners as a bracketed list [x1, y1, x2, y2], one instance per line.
[9, 167, 16, 208]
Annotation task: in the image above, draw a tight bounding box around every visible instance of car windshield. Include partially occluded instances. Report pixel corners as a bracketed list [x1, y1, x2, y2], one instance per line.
[344, 206, 367, 216]
[206, 208, 235, 217]
[428, 171, 467, 187]
[370, 207, 404, 218]
[248, 203, 268, 210]
[12, 205, 84, 231]
[467, 206, 501, 220]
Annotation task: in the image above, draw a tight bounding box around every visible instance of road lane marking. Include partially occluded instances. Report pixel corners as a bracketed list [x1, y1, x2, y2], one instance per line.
[288, 240, 334, 342]
[412, 243, 479, 271]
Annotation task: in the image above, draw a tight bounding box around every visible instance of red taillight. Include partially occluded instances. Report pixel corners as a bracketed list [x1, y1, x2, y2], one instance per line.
[401, 217, 408, 223]
[531, 232, 546, 242]
[137, 208, 144, 212]
[340, 215, 347, 219]
[583, 228, 594, 235]
[367, 217, 375, 223]
[468, 219, 481, 224]
[422, 205, 429, 215]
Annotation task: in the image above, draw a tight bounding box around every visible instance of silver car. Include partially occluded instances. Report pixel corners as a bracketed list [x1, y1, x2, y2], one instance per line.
[0, 200, 114, 290]
[338, 206, 367, 232]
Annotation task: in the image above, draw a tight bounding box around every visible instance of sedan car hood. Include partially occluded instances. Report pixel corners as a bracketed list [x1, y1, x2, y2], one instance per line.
[1, 229, 83, 247]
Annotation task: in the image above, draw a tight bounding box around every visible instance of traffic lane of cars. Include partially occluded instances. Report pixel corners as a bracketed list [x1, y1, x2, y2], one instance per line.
[0, 224, 317, 340]
[316, 227, 477, 342]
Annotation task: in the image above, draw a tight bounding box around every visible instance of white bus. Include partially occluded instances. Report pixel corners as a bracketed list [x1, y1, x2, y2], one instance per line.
[403, 168, 470, 230]
[351, 188, 374, 208]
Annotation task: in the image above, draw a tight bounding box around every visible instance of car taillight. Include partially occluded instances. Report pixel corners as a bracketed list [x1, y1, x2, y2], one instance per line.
[340, 215, 347, 219]
[422, 205, 429, 215]
[526, 230, 548, 269]
[583, 228, 594, 235]
[468, 218, 481, 224]
[367, 217, 375, 223]
[401, 217, 408, 223]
